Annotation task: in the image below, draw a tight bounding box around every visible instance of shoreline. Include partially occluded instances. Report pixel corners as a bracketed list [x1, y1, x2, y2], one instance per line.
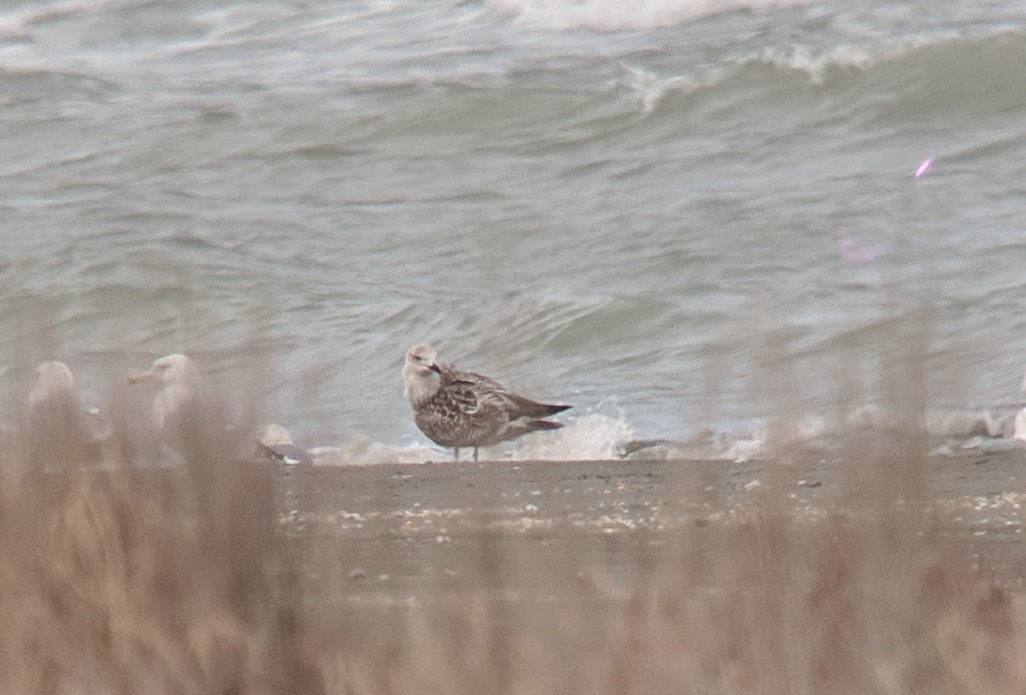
[275, 450, 1026, 603]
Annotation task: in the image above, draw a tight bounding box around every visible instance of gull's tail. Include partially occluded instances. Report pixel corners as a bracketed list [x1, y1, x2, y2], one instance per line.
[509, 418, 565, 438]
[511, 396, 572, 419]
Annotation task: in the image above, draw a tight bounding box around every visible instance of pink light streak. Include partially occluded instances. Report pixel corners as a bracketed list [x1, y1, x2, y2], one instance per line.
[839, 237, 883, 264]
[914, 158, 934, 178]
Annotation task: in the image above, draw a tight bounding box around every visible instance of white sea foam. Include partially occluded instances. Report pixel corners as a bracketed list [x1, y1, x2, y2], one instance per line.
[612, 46, 876, 116]
[288, 401, 1026, 467]
[486, 0, 818, 31]
[301, 413, 633, 465]
[756, 44, 876, 85]
[752, 33, 961, 84]
[514, 413, 634, 461]
[614, 64, 708, 114]
[614, 36, 960, 116]
[301, 436, 439, 466]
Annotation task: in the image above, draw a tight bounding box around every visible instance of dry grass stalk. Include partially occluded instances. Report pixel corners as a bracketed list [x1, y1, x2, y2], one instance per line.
[0, 343, 1022, 694]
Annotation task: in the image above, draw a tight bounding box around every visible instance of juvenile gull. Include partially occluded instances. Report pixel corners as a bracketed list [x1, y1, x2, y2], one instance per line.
[402, 343, 571, 462]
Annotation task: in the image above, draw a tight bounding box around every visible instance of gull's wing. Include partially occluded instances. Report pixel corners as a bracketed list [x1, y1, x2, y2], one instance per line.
[444, 368, 569, 419]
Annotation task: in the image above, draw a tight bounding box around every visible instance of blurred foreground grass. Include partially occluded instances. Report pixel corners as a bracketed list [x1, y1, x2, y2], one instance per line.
[1, 378, 1025, 694]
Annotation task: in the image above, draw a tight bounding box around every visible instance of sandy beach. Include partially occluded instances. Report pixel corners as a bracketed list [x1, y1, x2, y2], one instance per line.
[277, 449, 1026, 605]
[5, 439, 1026, 692]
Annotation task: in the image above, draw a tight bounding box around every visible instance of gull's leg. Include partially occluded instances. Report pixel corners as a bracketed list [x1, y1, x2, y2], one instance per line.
[473, 447, 479, 462]
[454, 447, 460, 462]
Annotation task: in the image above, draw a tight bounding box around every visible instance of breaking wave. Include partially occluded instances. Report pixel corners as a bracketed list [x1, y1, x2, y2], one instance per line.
[486, 0, 820, 31]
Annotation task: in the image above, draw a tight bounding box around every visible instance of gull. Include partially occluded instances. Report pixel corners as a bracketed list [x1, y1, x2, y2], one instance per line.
[130, 354, 307, 464]
[256, 423, 313, 465]
[402, 343, 570, 461]
[1015, 371, 1026, 442]
[129, 353, 202, 444]
[24, 360, 110, 466]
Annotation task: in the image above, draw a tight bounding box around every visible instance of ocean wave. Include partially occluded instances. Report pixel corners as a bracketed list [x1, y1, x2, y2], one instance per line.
[0, 0, 93, 34]
[486, 0, 819, 31]
[614, 30, 1026, 116]
[612, 43, 890, 115]
[869, 30, 1026, 121]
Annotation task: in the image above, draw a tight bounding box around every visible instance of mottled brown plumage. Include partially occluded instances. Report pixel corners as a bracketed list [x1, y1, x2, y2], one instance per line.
[403, 344, 570, 461]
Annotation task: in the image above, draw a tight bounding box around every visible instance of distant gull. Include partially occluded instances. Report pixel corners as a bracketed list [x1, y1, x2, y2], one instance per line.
[402, 343, 571, 462]
[129, 353, 202, 443]
[24, 360, 110, 465]
[256, 423, 313, 465]
[1012, 410, 1026, 442]
[1015, 370, 1026, 443]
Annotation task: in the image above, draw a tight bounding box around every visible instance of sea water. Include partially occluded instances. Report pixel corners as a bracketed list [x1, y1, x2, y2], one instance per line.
[3, 0, 1026, 461]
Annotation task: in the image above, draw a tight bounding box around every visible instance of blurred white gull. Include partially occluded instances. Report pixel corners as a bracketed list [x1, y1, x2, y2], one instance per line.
[24, 360, 110, 466]
[1014, 371, 1026, 442]
[129, 353, 313, 465]
[129, 353, 201, 429]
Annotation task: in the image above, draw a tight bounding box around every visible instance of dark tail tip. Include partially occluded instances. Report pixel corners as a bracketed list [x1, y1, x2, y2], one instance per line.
[513, 396, 572, 419]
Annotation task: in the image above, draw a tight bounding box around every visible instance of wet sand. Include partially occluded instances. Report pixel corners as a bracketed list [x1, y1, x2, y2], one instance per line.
[276, 449, 1026, 604]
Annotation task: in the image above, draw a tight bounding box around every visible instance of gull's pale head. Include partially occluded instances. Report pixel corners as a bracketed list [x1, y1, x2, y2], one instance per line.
[129, 353, 202, 430]
[129, 353, 200, 387]
[30, 361, 76, 400]
[403, 344, 442, 406]
[405, 344, 440, 376]
[258, 423, 294, 447]
[25, 360, 111, 444]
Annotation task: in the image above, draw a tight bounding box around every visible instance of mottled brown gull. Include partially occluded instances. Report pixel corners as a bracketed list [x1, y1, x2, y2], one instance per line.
[402, 343, 571, 462]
